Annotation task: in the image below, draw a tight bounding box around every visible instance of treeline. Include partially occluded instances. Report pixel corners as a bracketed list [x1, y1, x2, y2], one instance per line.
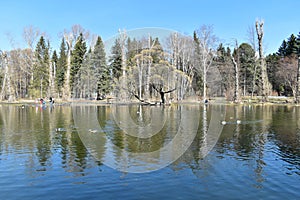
[0, 22, 300, 103]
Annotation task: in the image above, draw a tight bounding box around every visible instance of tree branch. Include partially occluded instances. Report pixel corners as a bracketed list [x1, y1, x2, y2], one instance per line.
[164, 88, 176, 94]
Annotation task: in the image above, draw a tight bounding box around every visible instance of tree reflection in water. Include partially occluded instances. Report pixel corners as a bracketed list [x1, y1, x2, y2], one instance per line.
[0, 104, 299, 179]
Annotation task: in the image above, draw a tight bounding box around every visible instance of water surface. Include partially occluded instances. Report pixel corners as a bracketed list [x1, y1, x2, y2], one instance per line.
[0, 104, 299, 199]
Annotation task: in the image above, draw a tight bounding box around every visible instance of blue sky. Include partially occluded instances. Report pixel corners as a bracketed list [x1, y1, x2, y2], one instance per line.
[0, 0, 299, 54]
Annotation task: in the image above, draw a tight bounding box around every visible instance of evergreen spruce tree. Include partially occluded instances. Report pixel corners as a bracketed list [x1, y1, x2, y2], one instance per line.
[56, 38, 67, 97]
[92, 36, 110, 99]
[151, 37, 164, 64]
[30, 36, 50, 98]
[238, 43, 256, 96]
[192, 31, 203, 95]
[277, 40, 287, 56]
[109, 38, 122, 80]
[297, 32, 300, 51]
[126, 37, 141, 67]
[52, 50, 58, 69]
[266, 53, 281, 95]
[286, 34, 298, 56]
[215, 44, 234, 98]
[77, 48, 96, 98]
[70, 33, 87, 97]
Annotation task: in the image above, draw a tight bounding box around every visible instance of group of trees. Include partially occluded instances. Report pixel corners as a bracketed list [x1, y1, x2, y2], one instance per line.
[0, 25, 110, 101]
[267, 33, 300, 100]
[0, 22, 300, 103]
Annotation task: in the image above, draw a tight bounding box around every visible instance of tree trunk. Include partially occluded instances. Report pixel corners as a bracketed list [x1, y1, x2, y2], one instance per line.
[63, 40, 72, 100]
[49, 60, 55, 97]
[203, 58, 207, 101]
[296, 56, 300, 103]
[0, 52, 15, 102]
[145, 34, 152, 99]
[138, 59, 143, 100]
[119, 29, 127, 101]
[251, 65, 257, 98]
[231, 52, 240, 102]
[194, 25, 217, 102]
[255, 20, 270, 102]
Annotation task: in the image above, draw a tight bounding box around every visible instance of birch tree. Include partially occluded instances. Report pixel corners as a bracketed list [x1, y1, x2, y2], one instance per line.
[48, 41, 56, 97]
[23, 25, 41, 50]
[119, 29, 128, 101]
[22, 26, 42, 98]
[62, 31, 73, 100]
[9, 49, 30, 99]
[230, 41, 240, 102]
[194, 25, 218, 101]
[61, 25, 90, 100]
[168, 33, 194, 101]
[0, 51, 15, 101]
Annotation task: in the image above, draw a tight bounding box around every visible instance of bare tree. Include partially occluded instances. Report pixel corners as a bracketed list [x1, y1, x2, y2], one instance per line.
[0, 51, 15, 101]
[247, 25, 257, 51]
[277, 56, 298, 99]
[71, 24, 90, 43]
[297, 55, 300, 103]
[168, 33, 194, 101]
[62, 31, 73, 100]
[23, 26, 42, 98]
[255, 20, 271, 101]
[194, 25, 218, 101]
[230, 40, 241, 102]
[152, 84, 176, 104]
[145, 35, 155, 99]
[247, 25, 259, 98]
[119, 29, 128, 101]
[23, 25, 41, 49]
[59, 25, 91, 100]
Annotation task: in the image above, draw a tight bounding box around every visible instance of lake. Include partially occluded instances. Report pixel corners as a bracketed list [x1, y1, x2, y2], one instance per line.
[0, 103, 299, 199]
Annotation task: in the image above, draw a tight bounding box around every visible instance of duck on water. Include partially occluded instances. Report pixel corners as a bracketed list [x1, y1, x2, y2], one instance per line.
[221, 120, 241, 125]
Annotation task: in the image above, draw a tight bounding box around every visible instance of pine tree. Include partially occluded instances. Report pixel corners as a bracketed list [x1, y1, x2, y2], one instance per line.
[77, 48, 96, 98]
[286, 34, 298, 56]
[126, 37, 141, 67]
[56, 38, 67, 97]
[70, 33, 87, 97]
[266, 53, 281, 95]
[297, 32, 300, 51]
[192, 31, 203, 95]
[238, 43, 256, 96]
[109, 38, 122, 80]
[277, 40, 287, 57]
[216, 44, 234, 98]
[30, 36, 50, 98]
[151, 37, 164, 64]
[92, 36, 110, 99]
[278, 34, 299, 57]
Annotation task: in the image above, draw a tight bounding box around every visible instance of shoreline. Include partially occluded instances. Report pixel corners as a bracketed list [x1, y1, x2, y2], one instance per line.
[0, 97, 299, 106]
